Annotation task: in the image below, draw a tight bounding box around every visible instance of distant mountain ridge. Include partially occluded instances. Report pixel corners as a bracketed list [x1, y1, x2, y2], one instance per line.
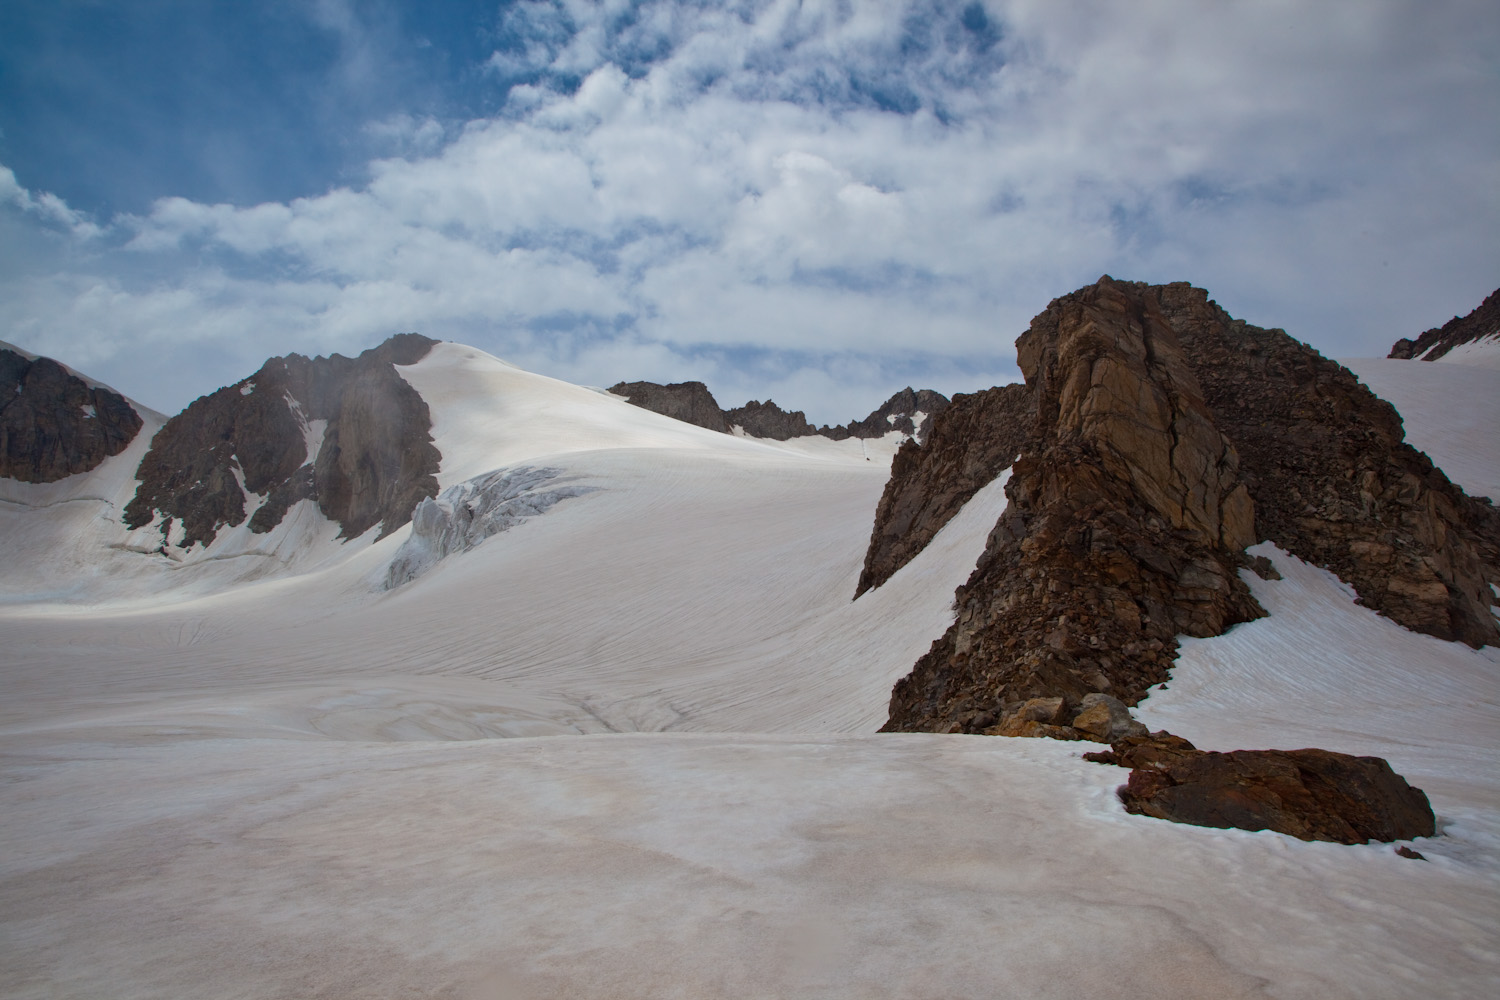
[1388, 285, 1500, 361]
[1, 345, 145, 483]
[608, 380, 950, 443]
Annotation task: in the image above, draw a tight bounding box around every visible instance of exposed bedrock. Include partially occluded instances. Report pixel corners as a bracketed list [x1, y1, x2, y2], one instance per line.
[880, 278, 1500, 735]
[1, 348, 144, 483]
[610, 380, 950, 443]
[1084, 733, 1437, 845]
[1156, 282, 1500, 647]
[124, 333, 440, 548]
[608, 381, 728, 433]
[1388, 285, 1499, 361]
[855, 383, 1033, 597]
[883, 277, 1266, 734]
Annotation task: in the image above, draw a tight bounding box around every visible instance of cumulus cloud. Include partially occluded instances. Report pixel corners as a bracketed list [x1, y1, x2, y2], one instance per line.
[1, 0, 1496, 420]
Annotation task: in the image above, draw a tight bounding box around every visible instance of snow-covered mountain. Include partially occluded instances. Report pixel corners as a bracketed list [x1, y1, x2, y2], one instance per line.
[1, 285, 1497, 999]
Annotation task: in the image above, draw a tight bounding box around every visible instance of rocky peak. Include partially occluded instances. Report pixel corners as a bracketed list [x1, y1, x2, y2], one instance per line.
[1388, 286, 1500, 361]
[608, 381, 728, 433]
[124, 334, 441, 548]
[1, 347, 144, 483]
[723, 399, 817, 440]
[883, 277, 1266, 734]
[879, 276, 1500, 736]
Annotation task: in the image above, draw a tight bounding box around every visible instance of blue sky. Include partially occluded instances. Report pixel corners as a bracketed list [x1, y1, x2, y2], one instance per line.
[2, 0, 1497, 422]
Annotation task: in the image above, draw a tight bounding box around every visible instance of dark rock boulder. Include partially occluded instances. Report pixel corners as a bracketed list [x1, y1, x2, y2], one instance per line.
[1085, 733, 1436, 844]
[124, 333, 440, 547]
[1, 348, 144, 483]
[608, 381, 728, 433]
[1388, 286, 1499, 361]
[883, 277, 1265, 734]
[723, 399, 818, 440]
[1157, 283, 1500, 647]
[855, 383, 1031, 597]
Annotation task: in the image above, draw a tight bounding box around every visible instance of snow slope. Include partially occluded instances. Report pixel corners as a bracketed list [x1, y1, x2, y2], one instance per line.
[1, 347, 1496, 998]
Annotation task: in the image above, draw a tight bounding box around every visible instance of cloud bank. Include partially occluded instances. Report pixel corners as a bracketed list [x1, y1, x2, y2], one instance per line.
[1, 0, 1497, 422]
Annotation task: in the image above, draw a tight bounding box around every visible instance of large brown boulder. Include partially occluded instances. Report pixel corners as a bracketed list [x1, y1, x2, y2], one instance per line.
[1087, 734, 1436, 844]
[1, 349, 144, 483]
[124, 333, 440, 547]
[855, 383, 1032, 597]
[883, 278, 1265, 734]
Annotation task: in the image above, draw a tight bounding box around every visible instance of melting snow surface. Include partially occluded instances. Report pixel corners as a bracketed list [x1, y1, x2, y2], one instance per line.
[0, 344, 1496, 998]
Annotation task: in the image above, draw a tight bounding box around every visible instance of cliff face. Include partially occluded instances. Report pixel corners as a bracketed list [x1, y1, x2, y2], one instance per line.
[1, 348, 144, 483]
[854, 383, 1032, 597]
[124, 333, 440, 547]
[883, 278, 1265, 734]
[1388, 286, 1500, 360]
[881, 278, 1500, 735]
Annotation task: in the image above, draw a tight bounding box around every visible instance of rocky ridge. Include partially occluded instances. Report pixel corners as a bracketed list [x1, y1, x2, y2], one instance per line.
[124, 333, 440, 547]
[1, 347, 144, 484]
[610, 381, 949, 444]
[855, 383, 1033, 598]
[883, 278, 1267, 736]
[1388, 285, 1500, 361]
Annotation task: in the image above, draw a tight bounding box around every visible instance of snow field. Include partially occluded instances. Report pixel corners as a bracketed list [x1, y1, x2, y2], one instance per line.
[0, 344, 1497, 997]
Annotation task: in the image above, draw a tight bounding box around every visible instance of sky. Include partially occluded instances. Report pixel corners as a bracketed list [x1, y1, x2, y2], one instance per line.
[1, 0, 1497, 424]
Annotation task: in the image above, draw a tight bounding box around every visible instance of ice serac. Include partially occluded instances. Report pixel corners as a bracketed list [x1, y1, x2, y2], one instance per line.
[1388, 285, 1500, 361]
[1157, 282, 1500, 648]
[385, 466, 598, 588]
[124, 333, 440, 547]
[608, 381, 728, 433]
[855, 383, 1032, 598]
[1, 348, 144, 483]
[884, 277, 1266, 734]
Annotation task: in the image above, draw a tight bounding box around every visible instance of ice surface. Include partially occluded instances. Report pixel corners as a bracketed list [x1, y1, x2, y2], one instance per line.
[1, 343, 1497, 998]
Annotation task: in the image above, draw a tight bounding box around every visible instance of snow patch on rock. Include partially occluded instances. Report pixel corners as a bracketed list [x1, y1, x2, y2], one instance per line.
[385, 466, 599, 589]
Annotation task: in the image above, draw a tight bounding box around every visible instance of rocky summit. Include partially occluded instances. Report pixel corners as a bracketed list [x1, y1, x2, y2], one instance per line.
[124, 333, 441, 547]
[880, 277, 1500, 737]
[1, 347, 144, 483]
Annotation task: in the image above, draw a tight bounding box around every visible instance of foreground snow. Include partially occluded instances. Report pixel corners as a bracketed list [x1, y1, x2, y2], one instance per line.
[0, 347, 1497, 998]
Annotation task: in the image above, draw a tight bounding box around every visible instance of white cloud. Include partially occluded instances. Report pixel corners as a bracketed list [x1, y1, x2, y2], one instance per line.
[1, 1, 1497, 421]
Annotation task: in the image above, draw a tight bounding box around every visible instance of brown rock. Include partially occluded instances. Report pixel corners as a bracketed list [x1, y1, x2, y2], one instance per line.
[1071, 693, 1148, 743]
[883, 278, 1266, 734]
[1157, 282, 1500, 647]
[1114, 745, 1437, 845]
[855, 383, 1032, 597]
[1, 349, 144, 483]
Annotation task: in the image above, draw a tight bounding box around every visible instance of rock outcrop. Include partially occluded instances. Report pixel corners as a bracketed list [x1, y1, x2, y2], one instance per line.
[883, 278, 1266, 734]
[1, 348, 144, 483]
[1388, 286, 1500, 361]
[607, 381, 728, 433]
[879, 277, 1500, 736]
[1156, 283, 1500, 648]
[1084, 733, 1436, 844]
[855, 383, 1032, 597]
[124, 333, 440, 547]
[723, 399, 817, 440]
[610, 380, 950, 444]
[385, 466, 598, 588]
